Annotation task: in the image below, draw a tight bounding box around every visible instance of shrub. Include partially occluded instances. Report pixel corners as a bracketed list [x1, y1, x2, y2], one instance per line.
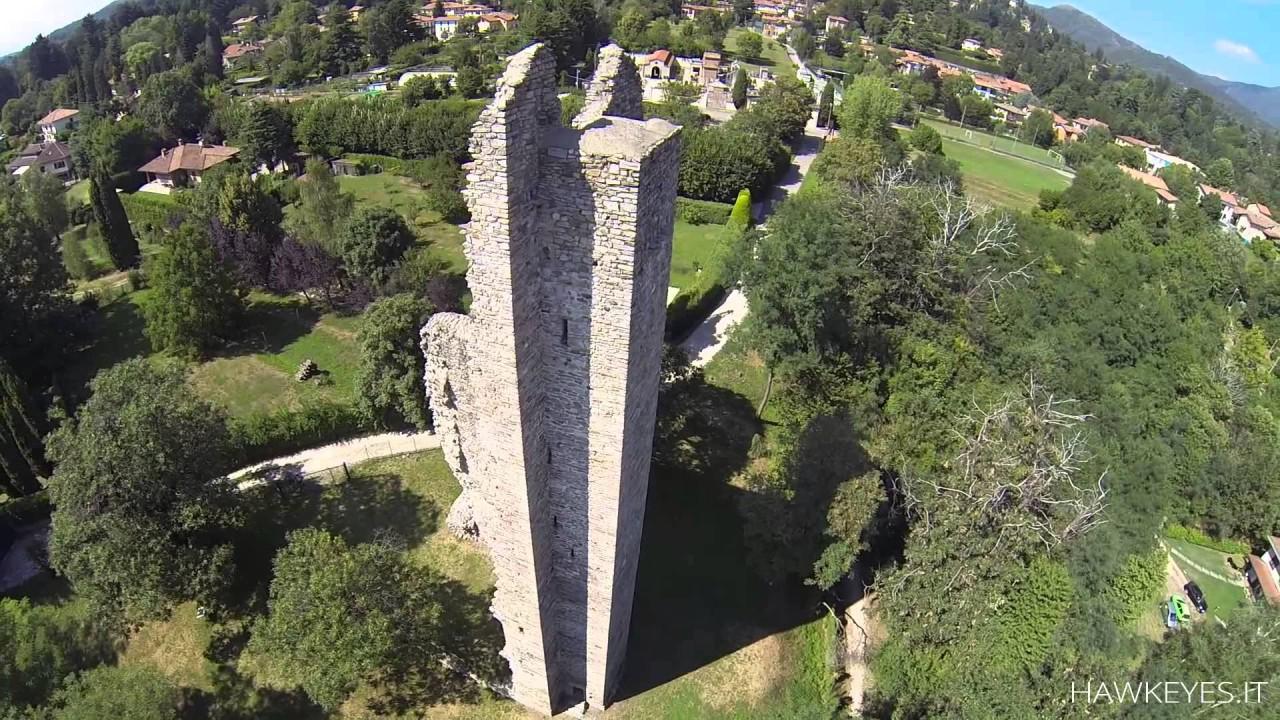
[1164, 523, 1250, 555]
[61, 232, 96, 280]
[230, 401, 371, 466]
[665, 276, 726, 342]
[120, 192, 180, 235]
[676, 197, 734, 225]
[727, 188, 752, 233]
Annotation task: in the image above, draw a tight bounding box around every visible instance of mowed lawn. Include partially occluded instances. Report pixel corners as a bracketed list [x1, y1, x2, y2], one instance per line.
[726, 27, 796, 76]
[670, 220, 729, 290]
[69, 290, 364, 419]
[334, 173, 467, 271]
[921, 118, 1066, 168]
[939, 138, 1071, 210]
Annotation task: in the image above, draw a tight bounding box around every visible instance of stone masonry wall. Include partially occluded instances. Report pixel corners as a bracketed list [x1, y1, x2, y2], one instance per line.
[422, 42, 681, 715]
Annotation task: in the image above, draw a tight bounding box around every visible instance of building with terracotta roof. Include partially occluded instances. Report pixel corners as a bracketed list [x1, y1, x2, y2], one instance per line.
[1073, 117, 1108, 132]
[38, 109, 78, 142]
[699, 51, 722, 85]
[138, 141, 240, 191]
[971, 73, 1031, 100]
[1115, 134, 1159, 151]
[993, 102, 1030, 126]
[6, 142, 74, 179]
[826, 15, 849, 33]
[1119, 164, 1179, 206]
[643, 49, 675, 80]
[1245, 537, 1280, 606]
[1198, 184, 1243, 226]
[222, 42, 264, 68]
[1145, 149, 1200, 175]
[1236, 204, 1280, 242]
[478, 11, 516, 31]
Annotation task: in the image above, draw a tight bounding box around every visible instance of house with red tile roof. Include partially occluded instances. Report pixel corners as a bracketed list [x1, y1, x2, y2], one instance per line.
[7, 141, 74, 179]
[1115, 134, 1159, 151]
[1119, 164, 1179, 206]
[1236, 204, 1280, 242]
[138, 141, 240, 192]
[1246, 537, 1280, 606]
[38, 109, 78, 142]
[643, 49, 675, 80]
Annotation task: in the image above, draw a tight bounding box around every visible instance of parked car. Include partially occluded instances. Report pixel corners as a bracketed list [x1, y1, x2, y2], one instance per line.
[1165, 599, 1179, 629]
[1170, 595, 1192, 624]
[1184, 581, 1208, 614]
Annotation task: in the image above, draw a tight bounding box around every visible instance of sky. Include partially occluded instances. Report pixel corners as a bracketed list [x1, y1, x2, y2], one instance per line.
[1056, 0, 1280, 87]
[1, 0, 111, 56]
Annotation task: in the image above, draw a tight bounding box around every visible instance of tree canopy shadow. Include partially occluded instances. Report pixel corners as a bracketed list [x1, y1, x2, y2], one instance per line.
[615, 369, 820, 701]
[227, 470, 436, 616]
[218, 298, 321, 358]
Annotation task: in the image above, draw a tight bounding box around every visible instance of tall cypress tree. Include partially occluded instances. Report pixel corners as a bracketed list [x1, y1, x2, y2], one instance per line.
[90, 173, 139, 269]
[0, 357, 47, 497]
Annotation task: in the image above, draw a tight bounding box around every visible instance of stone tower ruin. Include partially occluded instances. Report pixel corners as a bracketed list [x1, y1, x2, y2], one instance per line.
[420, 43, 681, 715]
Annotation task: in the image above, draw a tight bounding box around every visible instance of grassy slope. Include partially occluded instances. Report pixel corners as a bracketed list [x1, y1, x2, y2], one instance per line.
[938, 137, 1071, 210]
[725, 28, 796, 77]
[670, 221, 729, 290]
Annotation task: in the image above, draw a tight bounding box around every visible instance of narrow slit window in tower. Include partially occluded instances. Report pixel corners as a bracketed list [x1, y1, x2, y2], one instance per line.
[560, 319, 569, 346]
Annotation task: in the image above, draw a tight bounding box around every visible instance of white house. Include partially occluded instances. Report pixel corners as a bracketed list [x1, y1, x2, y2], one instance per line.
[38, 108, 78, 142]
[825, 15, 849, 33]
[1236, 204, 1280, 243]
[642, 49, 676, 80]
[1145, 149, 1200, 175]
[6, 141, 73, 179]
[961, 38, 983, 51]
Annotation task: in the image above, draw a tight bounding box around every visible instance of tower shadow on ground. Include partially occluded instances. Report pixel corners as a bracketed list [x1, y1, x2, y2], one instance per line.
[614, 374, 820, 701]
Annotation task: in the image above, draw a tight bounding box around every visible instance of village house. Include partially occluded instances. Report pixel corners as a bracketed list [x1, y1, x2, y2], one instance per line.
[231, 15, 259, 33]
[222, 42, 263, 69]
[399, 65, 457, 90]
[642, 49, 676, 80]
[1145, 149, 1200, 175]
[1072, 117, 1109, 133]
[971, 73, 1031, 101]
[1197, 184, 1243, 227]
[6, 141, 74, 180]
[826, 15, 849, 33]
[348, 5, 365, 22]
[762, 19, 789, 39]
[37, 109, 78, 143]
[987, 47, 1004, 60]
[700, 51, 722, 85]
[1236, 203, 1280, 242]
[478, 11, 517, 32]
[992, 102, 1030, 127]
[1119, 164, 1179, 207]
[961, 37, 983, 51]
[682, 3, 716, 18]
[1115, 134, 1159, 151]
[431, 15, 462, 40]
[137, 141, 240, 193]
[1245, 537, 1280, 606]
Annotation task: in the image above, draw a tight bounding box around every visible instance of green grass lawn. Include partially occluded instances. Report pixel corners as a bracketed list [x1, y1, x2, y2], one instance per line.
[726, 28, 796, 77]
[334, 173, 467, 272]
[670, 221, 729, 290]
[922, 118, 1066, 169]
[65, 179, 90, 207]
[1166, 538, 1251, 622]
[68, 289, 363, 419]
[936, 137, 1071, 210]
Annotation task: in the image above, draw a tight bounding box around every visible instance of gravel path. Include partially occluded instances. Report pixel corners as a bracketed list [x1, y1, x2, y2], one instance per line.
[229, 430, 440, 481]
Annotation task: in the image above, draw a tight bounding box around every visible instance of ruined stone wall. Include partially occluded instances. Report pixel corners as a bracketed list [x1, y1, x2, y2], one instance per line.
[422, 42, 681, 715]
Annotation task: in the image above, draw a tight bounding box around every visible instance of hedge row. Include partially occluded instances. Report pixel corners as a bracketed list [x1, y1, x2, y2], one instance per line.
[666, 277, 727, 343]
[120, 191, 180, 234]
[1164, 523, 1251, 555]
[230, 400, 373, 469]
[676, 197, 734, 225]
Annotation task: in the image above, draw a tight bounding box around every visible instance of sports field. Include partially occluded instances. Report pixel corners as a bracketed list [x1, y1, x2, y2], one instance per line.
[939, 138, 1071, 210]
[922, 118, 1066, 168]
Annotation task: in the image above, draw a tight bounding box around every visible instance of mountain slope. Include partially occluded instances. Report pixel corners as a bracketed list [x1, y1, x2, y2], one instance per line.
[1033, 4, 1280, 127]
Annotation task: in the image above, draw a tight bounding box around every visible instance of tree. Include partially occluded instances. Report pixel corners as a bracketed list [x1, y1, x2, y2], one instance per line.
[909, 123, 943, 155]
[0, 357, 48, 497]
[958, 95, 993, 128]
[89, 173, 139, 269]
[809, 471, 885, 589]
[817, 81, 836, 128]
[521, 0, 603, 71]
[678, 127, 782, 203]
[238, 102, 294, 168]
[0, 182, 73, 377]
[732, 0, 754, 24]
[19, 170, 69, 241]
[246, 529, 447, 709]
[47, 359, 243, 619]
[1018, 108, 1055, 148]
[290, 158, 355, 253]
[401, 76, 444, 107]
[216, 169, 284, 240]
[824, 26, 846, 58]
[124, 41, 165, 83]
[340, 207, 416, 287]
[48, 665, 179, 720]
[270, 237, 344, 304]
[355, 294, 434, 429]
[1200, 190, 1225, 223]
[143, 225, 245, 358]
[321, 4, 364, 76]
[362, 0, 425, 64]
[1204, 157, 1235, 189]
[137, 70, 209, 141]
[0, 598, 116, 714]
[736, 31, 763, 61]
[790, 29, 815, 60]
[837, 74, 901, 144]
[731, 67, 748, 109]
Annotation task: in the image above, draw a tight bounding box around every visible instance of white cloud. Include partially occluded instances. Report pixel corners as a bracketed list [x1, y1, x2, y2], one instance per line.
[1214, 39, 1262, 64]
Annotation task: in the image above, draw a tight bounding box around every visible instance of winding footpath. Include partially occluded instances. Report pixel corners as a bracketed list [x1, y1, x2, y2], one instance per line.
[229, 430, 440, 483]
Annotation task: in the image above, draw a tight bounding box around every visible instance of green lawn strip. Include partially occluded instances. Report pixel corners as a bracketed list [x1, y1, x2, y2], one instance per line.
[725, 28, 795, 76]
[1166, 538, 1250, 621]
[703, 328, 781, 426]
[936, 137, 1070, 210]
[671, 221, 729, 290]
[65, 179, 91, 206]
[921, 118, 1065, 169]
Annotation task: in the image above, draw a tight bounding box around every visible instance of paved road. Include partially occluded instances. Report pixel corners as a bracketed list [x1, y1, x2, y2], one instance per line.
[229, 430, 440, 482]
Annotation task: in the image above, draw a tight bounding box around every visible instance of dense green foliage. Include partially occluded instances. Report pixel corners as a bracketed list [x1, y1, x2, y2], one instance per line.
[0, 599, 116, 715]
[143, 224, 245, 358]
[675, 197, 735, 225]
[46, 665, 180, 720]
[46, 360, 243, 620]
[339, 207, 416, 287]
[355, 294, 434, 430]
[295, 96, 480, 163]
